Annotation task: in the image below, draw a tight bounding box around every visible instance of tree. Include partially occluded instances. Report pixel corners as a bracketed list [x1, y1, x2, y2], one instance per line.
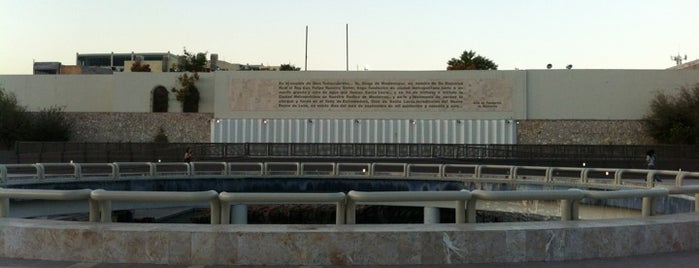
[171, 72, 200, 112]
[0, 87, 30, 148]
[0, 87, 73, 148]
[130, 61, 151, 72]
[280, 64, 301, 71]
[177, 49, 208, 72]
[643, 83, 699, 144]
[27, 106, 73, 142]
[447, 50, 498, 70]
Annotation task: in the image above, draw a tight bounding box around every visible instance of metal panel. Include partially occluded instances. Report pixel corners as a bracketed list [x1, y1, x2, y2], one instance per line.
[211, 119, 516, 144]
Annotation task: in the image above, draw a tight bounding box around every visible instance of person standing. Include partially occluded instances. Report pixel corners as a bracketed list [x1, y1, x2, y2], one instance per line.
[645, 150, 661, 182]
[183, 147, 193, 162]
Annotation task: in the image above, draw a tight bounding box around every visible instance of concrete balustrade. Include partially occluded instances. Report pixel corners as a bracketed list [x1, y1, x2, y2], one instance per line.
[218, 192, 346, 224]
[90, 189, 220, 224]
[0, 188, 93, 218]
[346, 190, 471, 224]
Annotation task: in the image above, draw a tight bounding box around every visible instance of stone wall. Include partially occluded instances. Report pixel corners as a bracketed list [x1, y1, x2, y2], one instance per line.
[65, 112, 212, 143]
[62, 114, 657, 145]
[517, 120, 655, 145]
[1, 214, 698, 265]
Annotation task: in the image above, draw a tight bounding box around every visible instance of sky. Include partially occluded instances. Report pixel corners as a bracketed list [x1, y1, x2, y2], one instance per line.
[1, 0, 698, 74]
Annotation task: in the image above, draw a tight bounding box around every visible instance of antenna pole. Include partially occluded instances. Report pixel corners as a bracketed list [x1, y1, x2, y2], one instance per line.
[671, 53, 686, 66]
[346, 23, 349, 71]
[305, 25, 308, 71]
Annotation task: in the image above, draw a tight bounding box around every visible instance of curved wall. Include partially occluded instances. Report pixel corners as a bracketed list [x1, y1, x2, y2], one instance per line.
[1, 214, 698, 265]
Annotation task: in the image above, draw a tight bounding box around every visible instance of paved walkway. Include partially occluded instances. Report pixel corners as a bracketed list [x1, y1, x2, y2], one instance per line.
[2, 250, 698, 268]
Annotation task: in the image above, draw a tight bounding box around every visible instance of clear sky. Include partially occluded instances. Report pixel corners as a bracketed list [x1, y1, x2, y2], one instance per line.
[1, 0, 697, 74]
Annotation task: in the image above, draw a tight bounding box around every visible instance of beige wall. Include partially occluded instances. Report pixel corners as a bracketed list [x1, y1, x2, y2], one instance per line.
[0, 73, 215, 113]
[213, 71, 528, 120]
[525, 70, 699, 120]
[3, 70, 699, 120]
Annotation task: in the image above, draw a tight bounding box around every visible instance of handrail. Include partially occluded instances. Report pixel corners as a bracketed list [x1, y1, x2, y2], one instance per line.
[191, 162, 228, 176]
[2, 162, 698, 187]
[0, 186, 696, 224]
[469, 189, 585, 222]
[90, 189, 220, 224]
[218, 192, 346, 224]
[666, 185, 699, 212]
[346, 190, 471, 224]
[300, 162, 336, 176]
[0, 188, 94, 218]
[583, 188, 669, 217]
[264, 162, 300, 176]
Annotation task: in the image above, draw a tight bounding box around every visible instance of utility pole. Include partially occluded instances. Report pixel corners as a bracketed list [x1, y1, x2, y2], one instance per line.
[305, 25, 308, 71]
[671, 53, 687, 66]
[346, 24, 349, 71]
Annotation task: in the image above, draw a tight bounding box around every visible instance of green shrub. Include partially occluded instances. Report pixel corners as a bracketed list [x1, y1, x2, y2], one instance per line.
[153, 127, 169, 143]
[643, 83, 699, 144]
[27, 106, 73, 142]
[0, 87, 73, 148]
[171, 72, 200, 112]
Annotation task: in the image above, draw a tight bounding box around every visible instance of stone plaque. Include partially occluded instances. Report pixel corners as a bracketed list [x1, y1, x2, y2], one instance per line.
[230, 79, 512, 112]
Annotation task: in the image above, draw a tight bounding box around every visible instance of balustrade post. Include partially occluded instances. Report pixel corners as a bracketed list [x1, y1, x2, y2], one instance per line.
[99, 200, 112, 223]
[560, 199, 572, 221]
[335, 200, 346, 224]
[209, 198, 221, 224]
[423, 207, 440, 224]
[642, 196, 654, 217]
[219, 201, 231, 224]
[232, 204, 248, 224]
[466, 199, 477, 223]
[0, 196, 8, 217]
[346, 200, 357, 224]
[455, 200, 466, 224]
[88, 198, 99, 222]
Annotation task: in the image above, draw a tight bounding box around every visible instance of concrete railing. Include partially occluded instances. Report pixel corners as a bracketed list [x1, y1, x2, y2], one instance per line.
[90, 189, 220, 223]
[1, 186, 698, 224]
[218, 192, 346, 224]
[0, 188, 94, 218]
[3, 162, 698, 188]
[346, 190, 471, 224]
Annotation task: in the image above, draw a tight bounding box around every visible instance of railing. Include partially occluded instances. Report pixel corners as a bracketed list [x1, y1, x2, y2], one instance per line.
[2, 161, 698, 225]
[3, 161, 699, 187]
[2, 187, 697, 224]
[15, 143, 699, 171]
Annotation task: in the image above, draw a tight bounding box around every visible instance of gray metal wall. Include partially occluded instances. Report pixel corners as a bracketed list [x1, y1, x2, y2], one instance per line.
[211, 118, 516, 144]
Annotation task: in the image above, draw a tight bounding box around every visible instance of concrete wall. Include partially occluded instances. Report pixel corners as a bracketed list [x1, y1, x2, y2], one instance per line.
[0, 73, 215, 113]
[213, 71, 527, 120]
[525, 70, 699, 119]
[1, 214, 698, 265]
[3, 70, 699, 120]
[3, 70, 699, 144]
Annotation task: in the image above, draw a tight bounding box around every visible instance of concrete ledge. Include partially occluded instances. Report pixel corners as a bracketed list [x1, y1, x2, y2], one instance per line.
[1, 214, 698, 265]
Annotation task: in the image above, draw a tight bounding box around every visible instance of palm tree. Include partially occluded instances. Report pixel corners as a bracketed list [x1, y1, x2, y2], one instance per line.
[447, 50, 498, 70]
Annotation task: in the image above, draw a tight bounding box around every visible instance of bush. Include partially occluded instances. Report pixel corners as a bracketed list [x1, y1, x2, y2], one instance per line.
[28, 107, 73, 142]
[153, 127, 169, 143]
[0, 88, 30, 148]
[0, 87, 73, 148]
[643, 83, 699, 144]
